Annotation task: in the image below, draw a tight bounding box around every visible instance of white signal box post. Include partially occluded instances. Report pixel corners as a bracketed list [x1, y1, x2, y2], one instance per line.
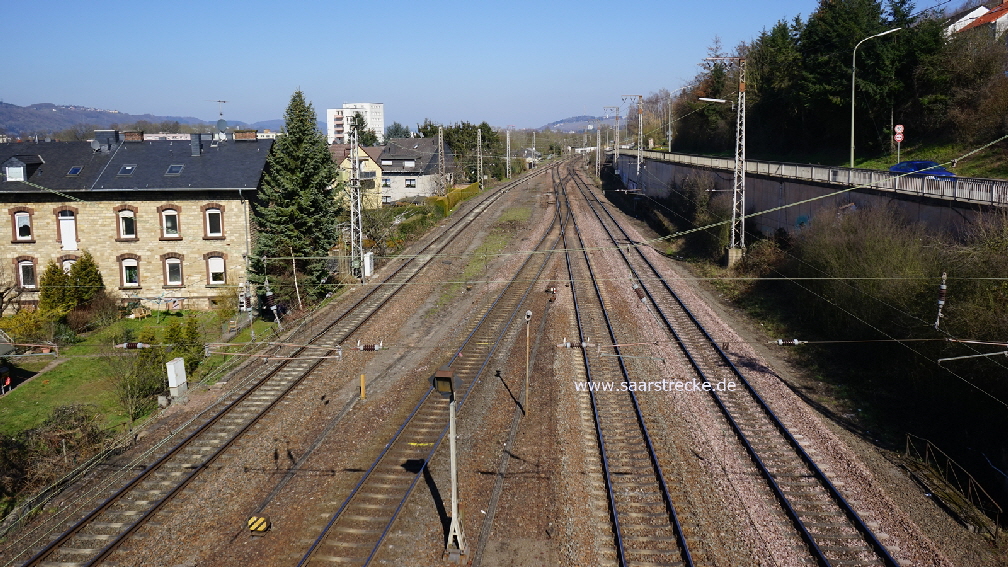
[431, 368, 466, 560]
[166, 357, 188, 401]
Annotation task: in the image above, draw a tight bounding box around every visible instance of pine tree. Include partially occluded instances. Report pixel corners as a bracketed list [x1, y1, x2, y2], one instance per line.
[69, 251, 104, 306]
[38, 261, 74, 312]
[251, 90, 340, 304]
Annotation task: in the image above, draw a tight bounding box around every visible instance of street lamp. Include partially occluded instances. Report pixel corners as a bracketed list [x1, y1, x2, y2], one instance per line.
[850, 27, 901, 168]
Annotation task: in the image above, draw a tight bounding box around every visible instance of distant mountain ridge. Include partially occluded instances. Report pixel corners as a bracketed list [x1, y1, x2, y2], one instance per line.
[540, 115, 616, 133]
[0, 102, 323, 136]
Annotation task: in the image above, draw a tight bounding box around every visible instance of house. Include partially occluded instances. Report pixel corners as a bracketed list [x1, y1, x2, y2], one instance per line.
[946, 6, 990, 37]
[955, 0, 1008, 37]
[378, 138, 454, 202]
[329, 144, 384, 209]
[1, 130, 270, 312]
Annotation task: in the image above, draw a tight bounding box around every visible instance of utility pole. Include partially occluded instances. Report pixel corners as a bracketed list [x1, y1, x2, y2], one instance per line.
[667, 93, 673, 150]
[438, 126, 447, 195]
[705, 57, 747, 264]
[476, 128, 484, 190]
[506, 129, 512, 179]
[532, 131, 536, 168]
[595, 129, 601, 178]
[622, 95, 643, 179]
[349, 130, 364, 282]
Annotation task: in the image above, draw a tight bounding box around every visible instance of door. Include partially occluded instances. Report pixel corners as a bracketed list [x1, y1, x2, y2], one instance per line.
[59, 210, 77, 251]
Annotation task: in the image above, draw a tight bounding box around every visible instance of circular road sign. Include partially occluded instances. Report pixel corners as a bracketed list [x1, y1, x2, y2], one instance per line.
[895, 124, 905, 134]
[894, 133, 905, 143]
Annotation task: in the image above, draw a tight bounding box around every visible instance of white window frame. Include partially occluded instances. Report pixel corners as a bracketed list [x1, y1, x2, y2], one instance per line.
[403, 160, 415, 168]
[14, 212, 31, 240]
[205, 208, 222, 237]
[207, 256, 226, 285]
[18, 260, 36, 289]
[405, 178, 417, 188]
[119, 210, 136, 238]
[58, 210, 77, 251]
[61, 259, 75, 274]
[165, 257, 183, 286]
[162, 209, 180, 237]
[122, 258, 139, 287]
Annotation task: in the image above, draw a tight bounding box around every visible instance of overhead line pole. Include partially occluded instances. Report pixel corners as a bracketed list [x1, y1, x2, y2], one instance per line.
[705, 57, 747, 263]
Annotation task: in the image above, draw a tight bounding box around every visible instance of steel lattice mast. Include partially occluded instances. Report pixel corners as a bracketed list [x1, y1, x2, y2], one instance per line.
[349, 129, 364, 282]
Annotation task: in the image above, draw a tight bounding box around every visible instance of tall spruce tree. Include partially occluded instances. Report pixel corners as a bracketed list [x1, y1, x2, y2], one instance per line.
[251, 90, 340, 304]
[69, 251, 104, 306]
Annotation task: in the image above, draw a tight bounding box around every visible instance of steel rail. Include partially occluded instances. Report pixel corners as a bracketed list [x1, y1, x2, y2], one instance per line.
[572, 166, 899, 567]
[560, 165, 693, 567]
[296, 160, 571, 567]
[19, 166, 553, 567]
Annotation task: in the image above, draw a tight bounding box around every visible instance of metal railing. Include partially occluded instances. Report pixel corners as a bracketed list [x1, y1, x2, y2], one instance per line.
[627, 149, 1008, 207]
[904, 433, 1002, 540]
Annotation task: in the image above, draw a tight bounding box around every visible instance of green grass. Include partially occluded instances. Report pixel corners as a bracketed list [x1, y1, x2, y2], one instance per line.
[0, 309, 246, 438]
[497, 206, 532, 224]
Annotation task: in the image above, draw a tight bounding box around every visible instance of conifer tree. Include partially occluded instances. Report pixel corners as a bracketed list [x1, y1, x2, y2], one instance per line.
[251, 90, 340, 303]
[38, 261, 74, 312]
[69, 251, 104, 306]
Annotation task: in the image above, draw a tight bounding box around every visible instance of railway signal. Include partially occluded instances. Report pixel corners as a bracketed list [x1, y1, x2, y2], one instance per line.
[430, 368, 467, 560]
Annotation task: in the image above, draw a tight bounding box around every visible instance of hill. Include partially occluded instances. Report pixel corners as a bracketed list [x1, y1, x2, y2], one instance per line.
[541, 115, 616, 133]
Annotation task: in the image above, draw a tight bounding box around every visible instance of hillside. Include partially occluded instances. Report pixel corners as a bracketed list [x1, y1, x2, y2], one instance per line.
[0, 102, 213, 136]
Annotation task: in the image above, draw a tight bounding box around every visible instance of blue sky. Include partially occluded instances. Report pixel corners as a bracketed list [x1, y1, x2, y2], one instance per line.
[10, 0, 823, 129]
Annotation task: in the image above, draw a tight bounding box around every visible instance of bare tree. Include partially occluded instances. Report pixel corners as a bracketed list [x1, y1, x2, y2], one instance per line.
[0, 261, 22, 314]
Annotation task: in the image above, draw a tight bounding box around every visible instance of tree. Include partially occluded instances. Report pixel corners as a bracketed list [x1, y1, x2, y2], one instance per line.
[107, 328, 165, 428]
[0, 261, 21, 314]
[386, 121, 411, 139]
[350, 112, 379, 146]
[251, 90, 340, 305]
[38, 261, 74, 313]
[69, 251, 104, 306]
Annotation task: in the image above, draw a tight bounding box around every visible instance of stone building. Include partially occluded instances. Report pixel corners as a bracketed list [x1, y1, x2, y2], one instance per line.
[378, 138, 454, 201]
[1, 130, 271, 312]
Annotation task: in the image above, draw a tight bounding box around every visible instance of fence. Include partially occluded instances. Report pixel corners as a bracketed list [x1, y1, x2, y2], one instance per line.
[631, 149, 1008, 207]
[427, 182, 480, 216]
[904, 433, 1002, 540]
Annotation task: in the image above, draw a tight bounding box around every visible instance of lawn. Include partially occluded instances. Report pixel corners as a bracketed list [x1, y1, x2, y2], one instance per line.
[0, 309, 247, 438]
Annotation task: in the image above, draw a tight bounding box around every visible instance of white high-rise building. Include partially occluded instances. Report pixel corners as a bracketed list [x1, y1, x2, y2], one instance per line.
[327, 102, 385, 144]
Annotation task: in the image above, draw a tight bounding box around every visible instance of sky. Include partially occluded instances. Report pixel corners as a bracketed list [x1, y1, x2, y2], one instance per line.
[8, 0, 825, 130]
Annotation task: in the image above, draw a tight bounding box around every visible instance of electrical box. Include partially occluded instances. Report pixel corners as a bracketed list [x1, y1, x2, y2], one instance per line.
[166, 357, 188, 399]
[363, 252, 374, 277]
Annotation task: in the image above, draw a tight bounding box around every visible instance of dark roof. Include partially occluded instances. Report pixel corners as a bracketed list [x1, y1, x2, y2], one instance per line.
[0, 137, 272, 194]
[379, 138, 454, 174]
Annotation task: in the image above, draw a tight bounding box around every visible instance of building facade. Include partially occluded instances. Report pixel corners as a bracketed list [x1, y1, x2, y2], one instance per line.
[330, 144, 384, 208]
[1, 130, 270, 312]
[326, 103, 385, 145]
[379, 138, 454, 202]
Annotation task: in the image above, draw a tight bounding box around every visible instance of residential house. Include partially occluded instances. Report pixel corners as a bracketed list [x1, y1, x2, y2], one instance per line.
[955, 0, 1008, 37]
[378, 138, 454, 202]
[1, 129, 270, 312]
[329, 143, 384, 208]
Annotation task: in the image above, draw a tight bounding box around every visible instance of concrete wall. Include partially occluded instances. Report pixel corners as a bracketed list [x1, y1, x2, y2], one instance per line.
[5, 193, 251, 312]
[616, 154, 985, 236]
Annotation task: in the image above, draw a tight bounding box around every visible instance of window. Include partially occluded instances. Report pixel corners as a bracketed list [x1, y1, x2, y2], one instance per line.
[206, 209, 221, 236]
[5, 165, 25, 182]
[14, 212, 31, 240]
[119, 209, 136, 239]
[207, 256, 225, 284]
[57, 209, 77, 251]
[403, 160, 415, 168]
[165, 257, 183, 286]
[383, 195, 391, 204]
[382, 178, 391, 188]
[405, 179, 417, 188]
[381, 160, 392, 166]
[67, 166, 82, 176]
[121, 258, 139, 287]
[117, 164, 136, 176]
[17, 259, 36, 289]
[61, 259, 76, 274]
[160, 207, 181, 239]
[165, 164, 184, 176]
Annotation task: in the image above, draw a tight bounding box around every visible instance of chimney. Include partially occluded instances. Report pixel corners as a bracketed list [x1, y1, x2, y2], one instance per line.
[234, 130, 257, 141]
[191, 134, 202, 156]
[94, 129, 120, 146]
[124, 131, 144, 143]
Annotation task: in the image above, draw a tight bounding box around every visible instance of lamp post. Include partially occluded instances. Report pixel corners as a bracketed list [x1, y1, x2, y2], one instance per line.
[850, 28, 900, 168]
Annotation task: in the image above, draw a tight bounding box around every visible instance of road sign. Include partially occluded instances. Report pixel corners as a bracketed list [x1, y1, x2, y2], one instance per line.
[894, 133, 904, 143]
[895, 124, 904, 134]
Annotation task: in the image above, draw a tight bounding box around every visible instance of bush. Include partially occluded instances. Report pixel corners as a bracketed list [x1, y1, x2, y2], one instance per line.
[69, 252, 104, 306]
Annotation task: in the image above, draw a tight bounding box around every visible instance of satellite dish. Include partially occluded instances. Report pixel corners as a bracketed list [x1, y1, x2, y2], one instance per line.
[216, 118, 227, 132]
[90, 139, 100, 151]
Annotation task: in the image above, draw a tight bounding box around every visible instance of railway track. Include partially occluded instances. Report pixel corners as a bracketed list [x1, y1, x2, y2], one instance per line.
[12, 165, 556, 567]
[296, 164, 570, 566]
[560, 167, 693, 567]
[569, 164, 899, 567]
